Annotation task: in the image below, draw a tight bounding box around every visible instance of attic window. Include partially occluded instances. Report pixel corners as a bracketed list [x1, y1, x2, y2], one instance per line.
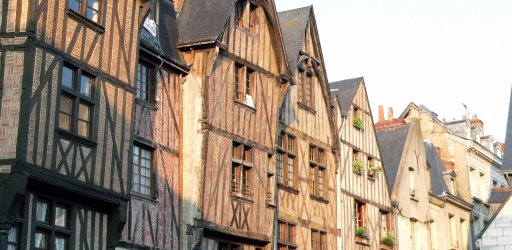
[297, 58, 314, 110]
[235, 0, 259, 34]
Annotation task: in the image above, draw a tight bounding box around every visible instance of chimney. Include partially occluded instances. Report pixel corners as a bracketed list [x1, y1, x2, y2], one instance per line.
[387, 107, 394, 120]
[379, 105, 384, 122]
[470, 114, 484, 133]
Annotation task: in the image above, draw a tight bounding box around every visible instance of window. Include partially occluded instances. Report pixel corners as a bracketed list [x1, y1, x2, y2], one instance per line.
[136, 60, 155, 102]
[232, 142, 253, 198]
[426, 163, 432, 192]
[68, 0, 101, 23]
[310, 145, 326, 198]
[354, 201, 366, 229]
[298, 58, 314, 108]
[133, 144, 153, 196]
[278, 220, 296, 249]
[7, 225, 20, 250]
[234, 64, 255, 107]
[380, 211, 390, 239]
[59, 65, 95, 138]
[409, 167, 416, 197]
[235, 0, 259, 33]
[311, 230, 327, 250]
[34, 199, 70, 250]
[277, 132, 296, 188]
[430, 220, 438, 250]
[218, 242, 242, 250]
[410, 220, 418, 249]
[460, 218, 468, 249]
[449, 215, 458, 248]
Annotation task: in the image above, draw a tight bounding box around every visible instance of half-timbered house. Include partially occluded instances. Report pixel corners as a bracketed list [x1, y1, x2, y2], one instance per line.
[118, 1, 188, 249]
[330, 77, 393, 249]
[178, 0, 292, 249]
[276, 6, 338, 250]
[0, 0, 151, 249]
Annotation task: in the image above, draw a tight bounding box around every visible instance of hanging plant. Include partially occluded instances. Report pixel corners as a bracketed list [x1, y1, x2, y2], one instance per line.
[367, 165, 381, 177]
[353, 159, 364, 175]
[355, 227, 369, 239]
[353, 117, 364, 130]
[381, 234, 395, 245]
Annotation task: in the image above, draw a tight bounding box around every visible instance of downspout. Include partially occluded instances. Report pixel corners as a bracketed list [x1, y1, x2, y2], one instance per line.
[274, 153, 279, 250]
[336, 108, 348, 249]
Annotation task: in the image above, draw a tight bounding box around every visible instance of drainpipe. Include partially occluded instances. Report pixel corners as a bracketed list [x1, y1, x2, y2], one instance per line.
[391, 200, 400, 250]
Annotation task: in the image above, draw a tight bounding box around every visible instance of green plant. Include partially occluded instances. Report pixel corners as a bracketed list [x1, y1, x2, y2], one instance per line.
[355, 227, 369, 239]
[353, 117, 364, 129]
[367, 165, 381, 174]
[353, 160, 364, 174]
[381, 234, 395, 245]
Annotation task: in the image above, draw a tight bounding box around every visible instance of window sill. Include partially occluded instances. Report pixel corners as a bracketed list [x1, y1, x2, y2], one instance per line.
[368, 176, 376, 181]
[234, 100, 256, 112]
[379, 243, 393, 250]
[131, 193, 158, 203]
[278, 183, 299, 195]
[56, 129, 97, 147]
[353, 171, 364, 176]
[410, 196, 419, 202]
[66, 9, 105, 34]
[310, 195, 329, 204]
[355, 237, 370, 246]
[298, 102, 316, 114]
[135, 98, 158, 110]
[235, 25, 259, 39]
[231, 194, 254, 204]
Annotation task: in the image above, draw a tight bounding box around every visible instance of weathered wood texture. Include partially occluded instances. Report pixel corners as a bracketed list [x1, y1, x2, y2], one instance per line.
[278, 15, 337, 249]
[336, 83, 392, 250]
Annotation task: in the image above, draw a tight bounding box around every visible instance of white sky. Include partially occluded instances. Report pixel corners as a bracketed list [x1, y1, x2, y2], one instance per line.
[276, 0, 512, 141]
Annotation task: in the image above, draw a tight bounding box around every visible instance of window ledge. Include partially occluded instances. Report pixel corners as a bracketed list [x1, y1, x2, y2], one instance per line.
[310, 195, 329, 204]
[234, 100, 256, 112]
[278, 183, 299, 195]
[298, 102, 316, 114]
[410, 196, 419, 202]
[355, 237, 370, 246]
[368, 176, 376, 181]
[131, 193, 158, 203]
[231, 194, 254, 204]
[56, 129, 97, 147]
[66, 9, 105, 34]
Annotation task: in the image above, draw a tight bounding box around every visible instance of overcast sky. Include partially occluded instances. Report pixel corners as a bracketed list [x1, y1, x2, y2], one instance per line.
[276, 0, 512, 142]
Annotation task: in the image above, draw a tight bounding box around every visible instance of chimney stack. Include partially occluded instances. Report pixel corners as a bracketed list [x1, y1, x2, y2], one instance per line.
[388, 107, 394, 120]
[379, 105, 384, 122]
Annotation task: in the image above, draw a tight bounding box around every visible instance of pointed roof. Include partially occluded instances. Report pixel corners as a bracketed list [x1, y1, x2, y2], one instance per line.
[502, 87, 512, 172]
[140, 0, 188, 71]
[488, 188, 512, 204]
[178, 0, 235, 45]
[424, 141, 451, 196]
[329, 77, 364, 112]
[376, 124, 411, 193]
[278, 6, 312, 69]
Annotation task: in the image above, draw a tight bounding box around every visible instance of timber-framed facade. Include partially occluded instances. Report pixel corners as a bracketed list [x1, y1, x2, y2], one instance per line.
[330, 78, 394, 250]
[179, 0, 292, 249]
[0, 0, 187, 249]
[277, 6, 338, 250]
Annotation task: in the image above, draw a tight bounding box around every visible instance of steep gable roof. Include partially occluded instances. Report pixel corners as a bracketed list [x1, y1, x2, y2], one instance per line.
[489, 188, 512, 204]
[424, 141, 451, 196]
[278, 6, 311, 70]
[178, 0, 235, 45]
[329, 77, 363, 112]
[141, 0, 188, 71]
[376, 124, 411, 193]
[502, 87, 512, 172]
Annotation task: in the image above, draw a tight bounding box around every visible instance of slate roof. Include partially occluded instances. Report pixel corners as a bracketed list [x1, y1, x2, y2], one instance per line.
[488, 189, 512, 204]
[376, 124, 411, 193]
[329, 77, 363, 112]
[178, 0, 235, 45]
[140, 0, 187, 70]
[278, 6, 312, 70]
[424, 141, 451, 196]
[502, 87, 512, 171]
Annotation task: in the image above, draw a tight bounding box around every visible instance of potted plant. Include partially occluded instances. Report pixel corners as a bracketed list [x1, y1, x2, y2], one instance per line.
[353, 117, 364, 130]
[355, 227, 369, 244]
[380, 234, 395, 249]
[367, 165, 381, 178]
[353, 159, 364, 175]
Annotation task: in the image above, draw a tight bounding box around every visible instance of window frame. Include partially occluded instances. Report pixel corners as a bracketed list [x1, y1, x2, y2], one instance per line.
[136, 59, 156, 104]
[278, 220, 297, 249]
[231, 142, 253, 198]
[235, 0, 259, 34]
[132, 143, 155, 198]
[67, 0, 102, 24]
[354, 201, 366, 229]
[33, 198, 72, 250]
[234, 63, 256, 108]
[309, 144, 327, 199]
[297, 58, 315, 110]
[311, 229, 327, 250]
[277, 132, 297, 190]
[58, 64, 96, 140]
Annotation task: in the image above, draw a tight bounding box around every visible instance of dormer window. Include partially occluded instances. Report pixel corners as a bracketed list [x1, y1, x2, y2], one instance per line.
[234, 64, 255, 108]
[409, 167, 416, 198]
